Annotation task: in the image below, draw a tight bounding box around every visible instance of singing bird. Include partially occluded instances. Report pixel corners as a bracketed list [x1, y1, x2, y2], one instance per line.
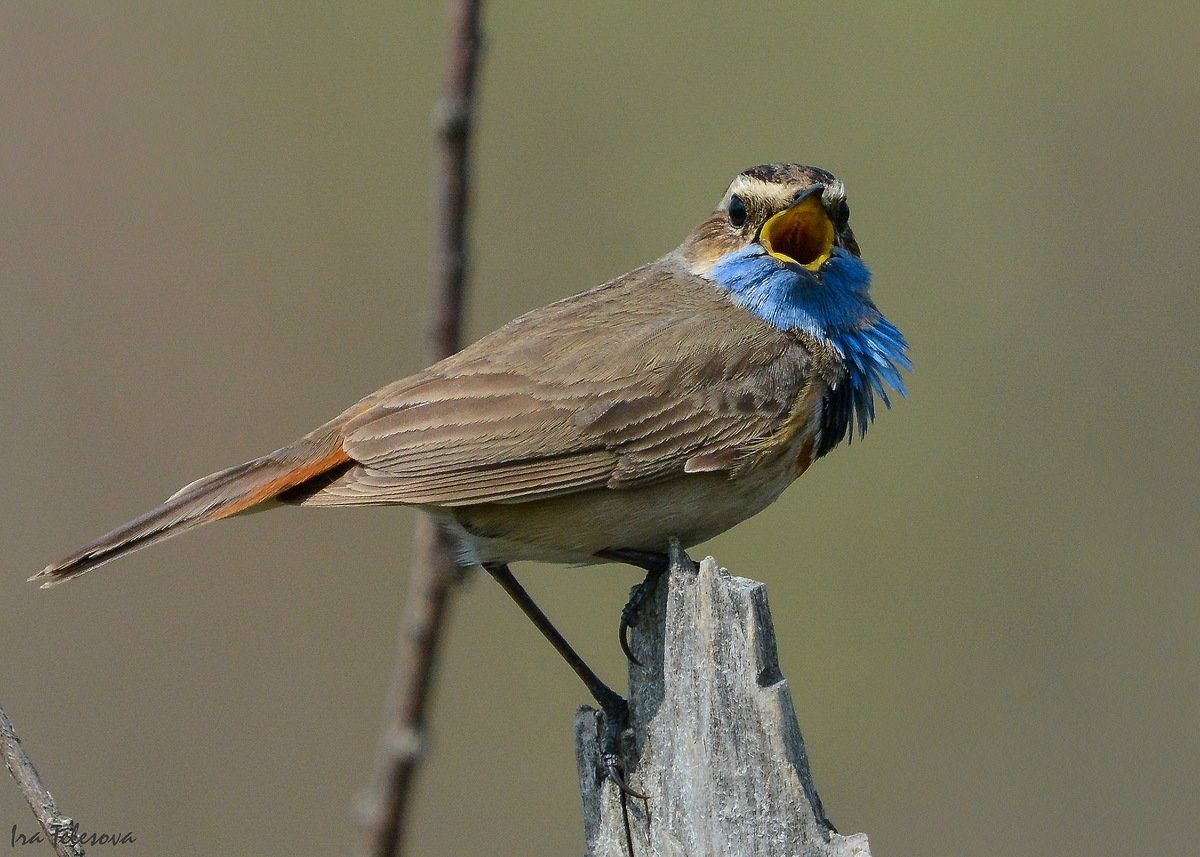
[33, 163, 909, 788]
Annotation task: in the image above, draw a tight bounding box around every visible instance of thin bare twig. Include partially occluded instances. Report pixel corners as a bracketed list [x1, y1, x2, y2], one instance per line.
[1, 698, 86, 857]
[359, 3, 485, 856]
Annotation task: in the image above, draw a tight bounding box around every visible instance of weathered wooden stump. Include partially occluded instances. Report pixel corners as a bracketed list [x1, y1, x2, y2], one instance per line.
[575, 544, 871, 857]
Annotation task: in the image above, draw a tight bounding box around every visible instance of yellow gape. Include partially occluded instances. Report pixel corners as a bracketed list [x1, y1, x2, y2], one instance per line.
[759, 193, 835, 271]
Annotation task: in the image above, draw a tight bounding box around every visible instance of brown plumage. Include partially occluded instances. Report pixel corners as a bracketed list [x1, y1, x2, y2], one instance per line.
[36, 426, 351, 584]
[33, 164, 879, 586]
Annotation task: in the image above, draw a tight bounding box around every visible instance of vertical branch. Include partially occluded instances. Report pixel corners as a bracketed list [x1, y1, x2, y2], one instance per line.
[359, 3, 485, 856]
[428, 0, 483, 358]
[1, 699, 85, 857]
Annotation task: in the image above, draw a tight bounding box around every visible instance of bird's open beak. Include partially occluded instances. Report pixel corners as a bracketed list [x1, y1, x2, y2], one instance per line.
[758, 184, 836, 272]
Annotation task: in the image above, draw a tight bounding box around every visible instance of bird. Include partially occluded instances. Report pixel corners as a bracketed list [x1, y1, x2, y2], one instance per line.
[32, 162, 909, 791]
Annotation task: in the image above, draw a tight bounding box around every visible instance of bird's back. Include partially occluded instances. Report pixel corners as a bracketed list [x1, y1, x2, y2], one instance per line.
[288, 257, 835, 517]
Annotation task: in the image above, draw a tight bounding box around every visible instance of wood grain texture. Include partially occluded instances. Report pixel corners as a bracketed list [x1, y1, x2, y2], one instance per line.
[575, 545, 871, 857]
[1, 699, 84, 857]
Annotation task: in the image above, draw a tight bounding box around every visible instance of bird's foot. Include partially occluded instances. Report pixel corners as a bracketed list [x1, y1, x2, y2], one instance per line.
[599, 546, 698, 665]
[619, 568, 665, 665]
[594, 690, 647, 800]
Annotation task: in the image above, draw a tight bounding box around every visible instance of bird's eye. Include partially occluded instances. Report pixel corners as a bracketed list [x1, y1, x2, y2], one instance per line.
[832, 199, 850, 229]
[728, 195, 747, 228]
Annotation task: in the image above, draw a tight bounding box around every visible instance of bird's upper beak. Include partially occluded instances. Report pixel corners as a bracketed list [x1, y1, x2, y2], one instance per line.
[757, 184, 836, 272]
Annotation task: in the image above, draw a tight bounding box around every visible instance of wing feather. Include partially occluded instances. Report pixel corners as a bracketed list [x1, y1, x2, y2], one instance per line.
[298, 261, 817, 508]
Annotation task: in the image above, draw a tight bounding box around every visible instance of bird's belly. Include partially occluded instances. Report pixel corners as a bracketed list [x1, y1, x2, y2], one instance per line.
[442, 451, 802, 567]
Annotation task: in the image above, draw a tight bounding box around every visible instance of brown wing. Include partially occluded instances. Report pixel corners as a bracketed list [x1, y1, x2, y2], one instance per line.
[295, 260, 815, 508]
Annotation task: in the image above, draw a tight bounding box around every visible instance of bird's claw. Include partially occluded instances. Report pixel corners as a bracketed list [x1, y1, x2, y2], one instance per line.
[619, 567, 665, 666]
[596, 697, 648, 800]
[603, 752, 649, 800]
[618, 609, 640, 666]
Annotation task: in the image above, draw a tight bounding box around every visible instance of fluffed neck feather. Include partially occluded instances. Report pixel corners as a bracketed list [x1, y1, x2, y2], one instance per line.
[706, 245, 911, 444]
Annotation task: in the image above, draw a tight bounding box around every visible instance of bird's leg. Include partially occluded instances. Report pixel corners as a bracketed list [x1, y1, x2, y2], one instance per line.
[597, 548, 697, 665]
[483, 563, 647, 799]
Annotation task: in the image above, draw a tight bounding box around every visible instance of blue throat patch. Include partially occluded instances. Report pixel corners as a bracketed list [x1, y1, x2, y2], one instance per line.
[709, 245, 911, 449]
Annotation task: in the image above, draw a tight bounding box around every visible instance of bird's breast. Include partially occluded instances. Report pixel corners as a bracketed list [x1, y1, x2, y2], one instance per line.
[793, 436, 818, 477]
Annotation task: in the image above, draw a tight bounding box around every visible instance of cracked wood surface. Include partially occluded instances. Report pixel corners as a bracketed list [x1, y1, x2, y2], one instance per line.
[575, 546, 871, 857]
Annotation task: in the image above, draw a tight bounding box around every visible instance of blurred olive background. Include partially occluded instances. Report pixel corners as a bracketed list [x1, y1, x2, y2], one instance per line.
[2, 3, 1197, 855]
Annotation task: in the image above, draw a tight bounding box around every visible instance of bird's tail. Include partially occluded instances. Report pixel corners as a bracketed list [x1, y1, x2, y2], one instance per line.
[31, 427, 351, 588]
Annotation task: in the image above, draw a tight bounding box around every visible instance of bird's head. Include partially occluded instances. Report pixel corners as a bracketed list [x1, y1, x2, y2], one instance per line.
[678, 163, 859, 280]
[676, 164, 909, 443]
